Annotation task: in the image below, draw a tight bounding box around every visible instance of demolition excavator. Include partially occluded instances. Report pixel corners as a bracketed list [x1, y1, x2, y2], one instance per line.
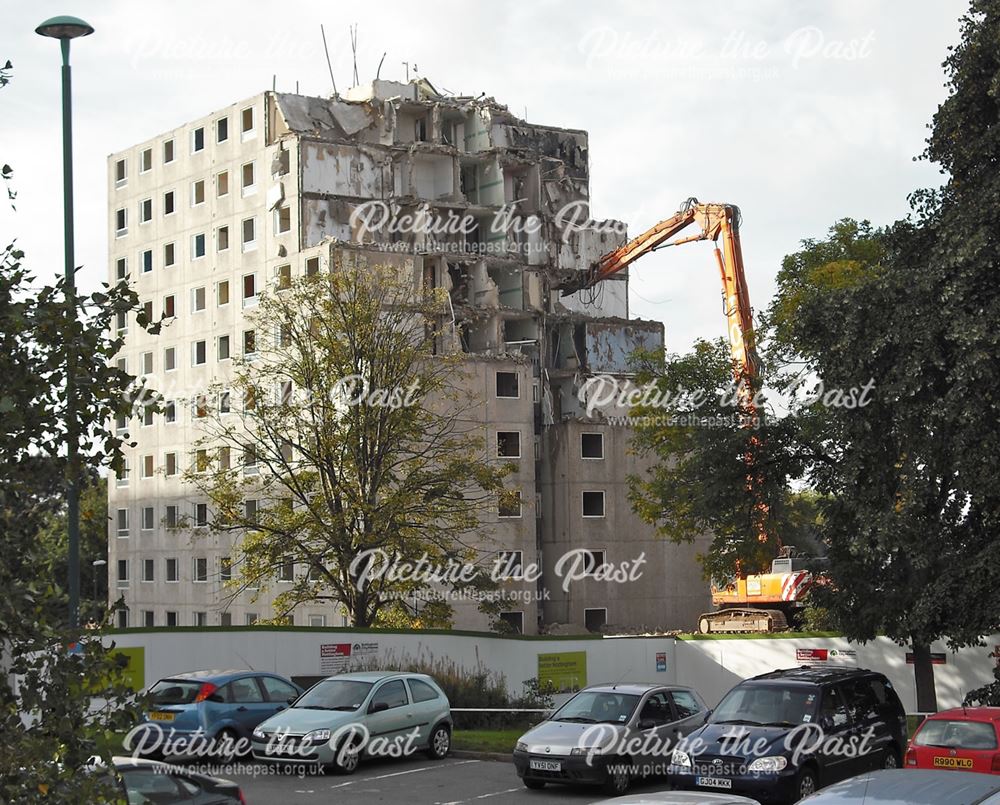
[559, 198, 813, 633]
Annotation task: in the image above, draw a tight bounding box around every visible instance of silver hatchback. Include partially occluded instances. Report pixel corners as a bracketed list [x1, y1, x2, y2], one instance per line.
[513, 683, 710, 796]
[251, 671, 452, 773]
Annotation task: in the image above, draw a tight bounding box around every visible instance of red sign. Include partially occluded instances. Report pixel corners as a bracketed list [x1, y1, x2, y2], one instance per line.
[320, 643, 352, 673]
[905, 652, 946, 665]
[797, 648, 828, 663]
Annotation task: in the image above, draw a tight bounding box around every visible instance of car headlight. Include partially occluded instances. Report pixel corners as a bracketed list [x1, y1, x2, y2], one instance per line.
[515, 741, 528, 752]
[570, 746, 602, 756]
[670, 749, 692, 768]
[252, 727, 266, 740]
[747, 756, 788, 773]
[304, 729, 331, 744]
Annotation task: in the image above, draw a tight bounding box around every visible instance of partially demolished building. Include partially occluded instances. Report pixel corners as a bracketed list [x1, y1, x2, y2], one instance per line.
[107, 78, 710, 633]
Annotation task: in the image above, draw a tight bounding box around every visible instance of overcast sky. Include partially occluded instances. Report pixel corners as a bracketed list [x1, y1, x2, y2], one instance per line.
[2, 0, 965, 353]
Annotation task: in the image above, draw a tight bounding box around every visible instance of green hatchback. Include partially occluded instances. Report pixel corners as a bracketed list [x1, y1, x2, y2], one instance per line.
[251, 671, 453, 773]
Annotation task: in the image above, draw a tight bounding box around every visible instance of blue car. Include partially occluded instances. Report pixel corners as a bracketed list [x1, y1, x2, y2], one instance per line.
[131, 669, 303, 759]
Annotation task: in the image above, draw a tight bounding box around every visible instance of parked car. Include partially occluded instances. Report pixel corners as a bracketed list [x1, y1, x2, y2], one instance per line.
[799, 768, 1000, 803]
[251, 671, 452, 772]
[96, 756, 246, 803]
[596, 792, 760, 804]
[513, 683, 710, 796]
[669, 667, 907, 803]
[906, 706, 1000, 774]
[132, 669, 302, 758]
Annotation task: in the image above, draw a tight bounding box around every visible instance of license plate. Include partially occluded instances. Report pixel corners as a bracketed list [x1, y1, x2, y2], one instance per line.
[696, 776, 733, 789]
[148, 711, 174, 722]
[529, 759, 561, 772]
[933, 756, 973, 769]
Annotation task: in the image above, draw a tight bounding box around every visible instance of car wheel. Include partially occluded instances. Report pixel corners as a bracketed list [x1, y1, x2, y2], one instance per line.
[523, 779, 545, 790]
[602, 758, 631, 796]
[426, 724, 451, 759]
[882, 746, 900, 769]
[333, 738, 361, 775]
[794, 767, 818, 802]
[215, 728, 242, 762]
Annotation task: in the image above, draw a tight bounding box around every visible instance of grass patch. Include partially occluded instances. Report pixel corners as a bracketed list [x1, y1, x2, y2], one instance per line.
[676, 631, 843, 640]
[452, 729, 522, 754]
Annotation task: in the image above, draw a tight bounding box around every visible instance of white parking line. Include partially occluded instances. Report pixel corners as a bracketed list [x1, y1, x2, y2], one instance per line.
[332, 759, 481, 790]
[476, 787, 524, 800]
[436, 781, 523, 805]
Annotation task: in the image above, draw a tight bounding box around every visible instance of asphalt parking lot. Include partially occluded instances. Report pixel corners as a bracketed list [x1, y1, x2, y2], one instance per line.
[199, 755, 682, 804]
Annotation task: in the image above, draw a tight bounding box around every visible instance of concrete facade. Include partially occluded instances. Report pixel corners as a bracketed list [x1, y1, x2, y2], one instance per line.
[106, 79, 710, 634]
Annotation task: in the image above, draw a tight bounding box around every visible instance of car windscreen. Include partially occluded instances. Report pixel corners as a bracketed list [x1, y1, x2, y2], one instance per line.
[914, 719, 998, 750]
[293, 679, 374, 711]
[551, 691, 641, 724]
[710, 684, 819, 726]
[148, 679, 204, 705]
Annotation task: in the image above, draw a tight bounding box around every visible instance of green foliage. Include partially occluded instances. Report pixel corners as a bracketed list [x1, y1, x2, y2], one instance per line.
[963, 654, 1000, 706]
[182, 265, 511, 627]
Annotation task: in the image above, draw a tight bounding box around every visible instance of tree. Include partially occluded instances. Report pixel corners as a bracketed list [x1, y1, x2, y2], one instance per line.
[183, 264, 512, 627]
[0, 61, 154, 802]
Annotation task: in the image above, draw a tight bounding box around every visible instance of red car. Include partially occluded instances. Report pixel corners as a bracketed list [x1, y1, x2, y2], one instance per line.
[905, 707, 1000, 775]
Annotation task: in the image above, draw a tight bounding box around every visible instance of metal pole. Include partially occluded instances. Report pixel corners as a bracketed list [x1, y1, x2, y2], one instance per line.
[59, 37, 80, 631]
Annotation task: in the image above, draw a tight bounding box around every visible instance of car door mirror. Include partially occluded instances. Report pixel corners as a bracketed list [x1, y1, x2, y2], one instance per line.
[703, 709, 713, 724]
[820, 715, 834, 731]
[638, 718, 657, 731]
[369, 701, 389, 714]
[287, 695, 298, 705]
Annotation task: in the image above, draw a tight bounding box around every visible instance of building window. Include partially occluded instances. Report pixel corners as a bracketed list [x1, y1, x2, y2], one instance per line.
[163, 190, 175, 216]
[581, 432, 604, 459]
[117, 609, 129, 628]
[115, 208, 127, 237]
[242, 272, 257, 304]
[115, 311, 127, 335]
[497, 431, 520, 458]
[246, 613, 258, 626]
[244, 498, 259, 523]
[195, 446, 210, 470]
[192, 127, 204, 153]
[141, 558, 155, 582]
[116, 508, 129, 538]
[165, 452, 177, 477]
[139, 198, 152, 224]
[219, 446, 231, 469]
[166, 611, 178, 627]
[141, 351, 153, 375]
[241, 106, 255, 138]
[165, 505, 178, 529]
[164, 347, 176, 371]
[219, 391, 231, 414]
[191, 179, 205, 206]
[243, 329, 256, 356]
[276, 264, 291, 290]
[139, 407, 153, 431]
[141, 454, 154, 479]
[496, 371, 519, 398]
[194, 397, 209, 420]
[496, 550, 523, 579]
[309, 614, 326, 628]
[585, 607, 608, 633]
[241, 218, 256, 251]
[217, 280, 230, 306]
[499, 611, 524, 634]
[114, 158, 127, 187]
[192, 340, 206, 365]
[278, 558, 294, 582]
[164, 242, 175, 268]
[143, 299, 153, 322]
[194, 612, 207, 626]
[115, 256, 128, 281]
[166, 558, 178, 582]
[116, 458, 130, 487]
[192, 233, 206, 259]
[164, 400, 176, 423]
[218, 335, 230, 361]
[117, 559, 129, 588]
[498, 489, 522, 519]
[217, 170, 229, 197]
[582, 491, 606, 518]
[217, 225, 229, 252]
[306, 256, 320, 276]
[163, 294, 175, 319]
[194, 502, 208, 528]
[191, 286, 206, 312]
[142, 611, 154, 628]
[193, 556, 208, 581]
[242, 445, 258, 475]
[220, 556, 232, 582]
[579, 550, 606, 576]
[241, 161, 256, 196]
[140, 148, 152, 173]
[216, 116, 228, 143]
[163, 139, 174, 164]
[275, 205, 291, 235]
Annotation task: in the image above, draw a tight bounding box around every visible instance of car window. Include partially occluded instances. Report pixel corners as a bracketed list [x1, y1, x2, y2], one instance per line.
[121, 769, 184, 804]
[914, 719, 999, 750]
[711, 684, 818, 725]
[669, 690, 703, 719]
[372, 679, 408, 710]
[148, 679, 203, 705]
[842, 679, 879, 723]
[294, 679, 373, 710]
[259, 676, 298, 703]
[227, 677, 264, 703]
[407, 678, 440, 704]
[820, 686, 850, 729]
[175, 777, 200, 796]
[638, 692, 672, 726]
[553, 691, 640, 724]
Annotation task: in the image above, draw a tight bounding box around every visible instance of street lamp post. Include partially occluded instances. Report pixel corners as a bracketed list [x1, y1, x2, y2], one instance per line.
[92, 558, 107, 613]
[36, 15, 94, 631]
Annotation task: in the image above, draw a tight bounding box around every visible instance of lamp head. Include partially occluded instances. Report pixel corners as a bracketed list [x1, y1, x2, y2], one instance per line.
[35, 15, 94, 40]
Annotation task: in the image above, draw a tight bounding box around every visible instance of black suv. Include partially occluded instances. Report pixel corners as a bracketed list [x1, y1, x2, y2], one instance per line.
[668, 667, 907, 803]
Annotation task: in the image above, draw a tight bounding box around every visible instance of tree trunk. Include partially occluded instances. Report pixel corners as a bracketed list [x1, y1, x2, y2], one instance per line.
[911, 640, 939, 714]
